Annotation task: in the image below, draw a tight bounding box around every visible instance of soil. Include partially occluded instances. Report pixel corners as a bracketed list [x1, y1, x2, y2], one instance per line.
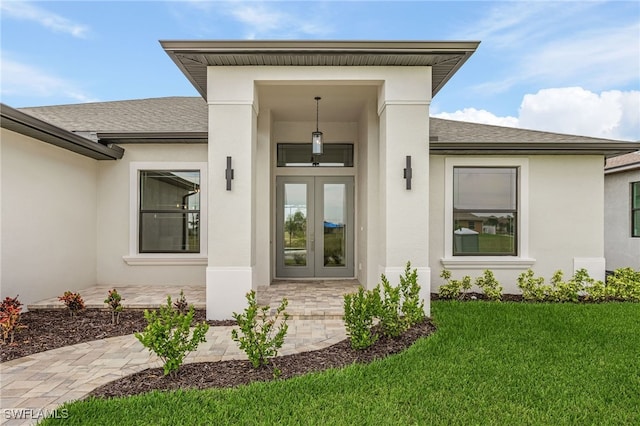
[1, 308, 436, 400]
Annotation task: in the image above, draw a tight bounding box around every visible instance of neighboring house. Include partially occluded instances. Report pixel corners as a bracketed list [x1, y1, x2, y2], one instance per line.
[604, 152, 640, 270]
[1, 41, 638, 319]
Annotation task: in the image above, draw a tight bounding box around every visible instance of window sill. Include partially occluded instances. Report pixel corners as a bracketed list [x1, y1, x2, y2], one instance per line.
[440, 257, 536, 270]
[122, 255, 208, 266]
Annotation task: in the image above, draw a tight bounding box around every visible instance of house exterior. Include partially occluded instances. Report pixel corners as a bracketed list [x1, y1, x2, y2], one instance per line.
[1, 41, 638, 319]
[605, 152, 640, 270]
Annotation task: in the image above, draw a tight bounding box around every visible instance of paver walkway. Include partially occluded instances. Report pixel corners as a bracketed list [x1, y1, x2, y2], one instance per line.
[1, 319, 347, 425]
[2, 281, 359, 425]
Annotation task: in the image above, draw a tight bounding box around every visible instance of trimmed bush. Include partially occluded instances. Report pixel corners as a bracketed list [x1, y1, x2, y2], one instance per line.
[135, 295, 209, 376]
[474, 270, 503, 301]
[231, 290, 289, 368]
[343, 286, 379, 350]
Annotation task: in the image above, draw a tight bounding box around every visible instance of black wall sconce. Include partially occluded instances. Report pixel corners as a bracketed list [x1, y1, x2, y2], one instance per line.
[403, 155, 412, 190]
[225, 156, 234, 191]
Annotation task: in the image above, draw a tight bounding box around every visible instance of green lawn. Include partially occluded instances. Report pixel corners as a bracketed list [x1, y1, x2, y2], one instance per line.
[44, 302, 640, 425]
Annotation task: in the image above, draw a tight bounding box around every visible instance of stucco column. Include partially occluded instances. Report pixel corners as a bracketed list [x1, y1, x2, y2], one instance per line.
[206, 68, 258, 320]
[377, 69, 432, 314]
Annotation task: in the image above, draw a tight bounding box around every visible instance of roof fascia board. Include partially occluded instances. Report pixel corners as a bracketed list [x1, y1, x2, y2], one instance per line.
[1, 103, 124, 160]
[97, 132, 208, 144]
[159, 40, 481, 53]
[605, 162, 640, 174]
[430, 141, 640, 157]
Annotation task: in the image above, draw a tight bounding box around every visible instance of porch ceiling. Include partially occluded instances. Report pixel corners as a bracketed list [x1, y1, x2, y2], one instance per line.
[161, 40, 480, 101]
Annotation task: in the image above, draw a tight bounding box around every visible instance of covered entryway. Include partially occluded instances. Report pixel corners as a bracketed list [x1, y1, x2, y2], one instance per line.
[276, 176, 354, 278]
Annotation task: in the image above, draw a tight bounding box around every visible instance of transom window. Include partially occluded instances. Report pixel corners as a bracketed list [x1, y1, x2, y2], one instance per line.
[453, 167, 518, 256]
[139, 170, 200, 253]
[277, 143, 354, 167]
[633, 182, 640, 238]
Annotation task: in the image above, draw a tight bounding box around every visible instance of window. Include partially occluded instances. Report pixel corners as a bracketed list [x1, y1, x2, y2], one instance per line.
[139, 170, 201, 253]
[124, 162, 207, 265]
[453, 167, 517, 256]
[633, 182, 640, 237]
[277, 143, 354, 167]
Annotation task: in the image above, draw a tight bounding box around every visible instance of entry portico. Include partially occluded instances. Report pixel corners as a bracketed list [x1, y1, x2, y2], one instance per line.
[162, 41, 480, 319]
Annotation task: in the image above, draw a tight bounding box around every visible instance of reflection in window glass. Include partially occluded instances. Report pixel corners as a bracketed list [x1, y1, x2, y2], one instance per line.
[283, 184, 307, 266]
[323, 184, 346, 267]
[633, 182, 640, 237]
[139, 171, 200, 253]
[453, 167, 518, 255]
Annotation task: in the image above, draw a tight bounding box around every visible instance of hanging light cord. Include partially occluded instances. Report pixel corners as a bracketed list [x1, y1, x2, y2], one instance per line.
[315, 96, 321, 132]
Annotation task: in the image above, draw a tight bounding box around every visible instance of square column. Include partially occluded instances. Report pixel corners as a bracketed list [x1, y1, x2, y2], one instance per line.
[206, 70, 258, 320]
[377, 69, 432, 314]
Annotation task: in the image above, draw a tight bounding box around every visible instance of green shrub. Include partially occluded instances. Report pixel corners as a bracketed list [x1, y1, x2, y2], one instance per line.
[104, 289, 124, 325]
[399, 262, 426, 326]
[343, 262, 426, 348]
[438, 269, 472, 300]
[474, 270, 503, 301]
[378, 274, 405, 338]
[231, 290, 290, 368]
[135, 295, 209, 376]
[517, 269, 550, 302]
[548, 270, 582, 303]
[343, 286, 380, 349]
[606, 267, 640, 302]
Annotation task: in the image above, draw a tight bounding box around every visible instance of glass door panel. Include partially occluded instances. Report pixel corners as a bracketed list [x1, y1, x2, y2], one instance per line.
[283, 183, 308, 267]
[276, 176, 353, 278]
[322, 183, 346, 267]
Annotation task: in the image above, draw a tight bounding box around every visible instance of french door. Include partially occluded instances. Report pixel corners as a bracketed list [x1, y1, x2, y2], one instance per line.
[276, 176, 354, 278]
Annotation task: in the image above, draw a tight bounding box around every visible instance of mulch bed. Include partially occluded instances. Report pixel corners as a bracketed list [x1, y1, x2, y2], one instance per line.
[1, 306, 436, 400]
[88, 320, 436, 399]
[0, 309, 233, 363]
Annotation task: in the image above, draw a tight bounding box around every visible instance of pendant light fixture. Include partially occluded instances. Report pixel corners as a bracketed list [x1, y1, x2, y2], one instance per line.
[311, 96, 323, 155]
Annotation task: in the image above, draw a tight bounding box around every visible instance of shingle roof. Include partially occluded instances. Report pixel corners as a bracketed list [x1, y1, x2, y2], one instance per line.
[16, 96, 639, 157]
[429, 117, 625, 144]
[605, 151, 640, 173]
[18, 97, 208, 133]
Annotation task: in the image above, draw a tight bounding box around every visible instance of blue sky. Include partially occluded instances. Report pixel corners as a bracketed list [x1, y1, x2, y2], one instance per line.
[1, 0, 639, 140]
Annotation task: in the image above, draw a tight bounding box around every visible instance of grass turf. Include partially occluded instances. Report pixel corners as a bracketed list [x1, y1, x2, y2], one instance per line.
[42, 301, 640, 425]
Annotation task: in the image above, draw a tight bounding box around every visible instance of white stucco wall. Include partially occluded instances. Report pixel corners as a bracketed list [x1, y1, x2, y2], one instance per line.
[430, 155, 605, 294]
[605, 169, 640, 270]
[96, 144, 207, 286]
[1, 129, 98, 306]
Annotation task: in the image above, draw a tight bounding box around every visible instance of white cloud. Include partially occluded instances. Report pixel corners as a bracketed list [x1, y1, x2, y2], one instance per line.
[433, 108, 518, 128]
[433, 87, 640, 141]
[1, 57, 98, 104]
[459, 3, 640, 93]
[518, 88, 640, 141]
[182, 1, 331, 39]
[0, 1, 89, 38]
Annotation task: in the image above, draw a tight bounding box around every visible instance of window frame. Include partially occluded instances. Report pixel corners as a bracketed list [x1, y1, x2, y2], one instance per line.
[138, 170, 201, 254]
[442, 157, 535, 270]
[632, 181, 640, 238]
[453, 166, 518, 256]
[124, 162, 208, 265]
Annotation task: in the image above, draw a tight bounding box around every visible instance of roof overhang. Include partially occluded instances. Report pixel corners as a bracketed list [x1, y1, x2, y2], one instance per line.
[1, 103, 124, 160]
[430, 140, 640, 158]
[97, 132, 208, 144]
[160, 40, 480, 100]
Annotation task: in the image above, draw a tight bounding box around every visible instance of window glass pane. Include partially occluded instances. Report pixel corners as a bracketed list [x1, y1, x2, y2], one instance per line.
[453, 212, 516, 255]
[283, 184, 307, 266]
[139, 170, 200, 253]
[140, 212, 200, 253]
[633, 182, 640, 209]
[633, 209, 640, 238]
[140, 171, 200, 211]
[454, 168, 516, 210]
[277, 144, 354, 167]
[323, 183, 346, 267]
